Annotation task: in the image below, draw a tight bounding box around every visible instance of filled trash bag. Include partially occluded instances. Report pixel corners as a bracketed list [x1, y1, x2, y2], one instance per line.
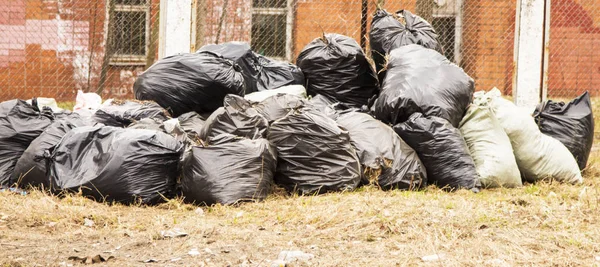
[296, 33, 379, 109]
[256, 54, 304, 91]
[459, 94, 522, 188]
[133, 52, 245, 117]
[13, 113, 94, 189]
[0, 99, 55, 186]
[93, 100, 171, 127]
[268, 108, 361, 194]
[336, 112, 427, 190]
[199, 95, 268, 142]
[182, 134, 277, 205]
[245, 85, 307, 102]
[254, 94, 309, 123]
[177, 111, 205, 139]
[198, 42, 304, 93]
[371, 45, 474, 127]
[534, 92, 594, 170]
[487, 88, 583, 184]
[48, 126, 184, 205]
[370, 9, 442, 82]
[394, 113, 480, 191]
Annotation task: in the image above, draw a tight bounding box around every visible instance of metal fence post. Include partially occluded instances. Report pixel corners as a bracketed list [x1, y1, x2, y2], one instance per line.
[159, 0, 193, 59]
[512, 0, 551, 110]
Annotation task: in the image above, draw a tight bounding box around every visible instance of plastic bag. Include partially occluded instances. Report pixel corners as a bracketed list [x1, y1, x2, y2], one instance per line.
[459, 94, 522, 188]
[371, 44, 474, 127]
[254, 94, 309, 123]
[182, 134, 277, 205]
[244, 85, 307, 103]
[268, 108, 361, 194]
[370, 9, 442, 82]
[296, 33, 379, 109]
[394, 113, 480, 191]
[0, 100, 55, 186]
[487, 88, 583, 184]
[177, 111, 206, 139]
[73, 90, 103, 117]
[48, 126, 184, 205]
[336, 112, 427, 190]
[199, 95, 268, 142]
[534, 92, 594, 170]
[198, 42, 304, 93]
[25, 97, 64, 113]
[133, 52, 245, 117]
[13, 113, 94, 189]
[93, 100, 171, 127]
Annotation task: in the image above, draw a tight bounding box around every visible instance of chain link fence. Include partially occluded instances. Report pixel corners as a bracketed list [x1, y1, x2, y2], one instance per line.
[0, 0, 160, 101]
[0, 0, 598, 106]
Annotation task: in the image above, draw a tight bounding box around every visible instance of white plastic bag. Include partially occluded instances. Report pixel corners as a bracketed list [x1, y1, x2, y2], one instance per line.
[486, 88, 582, 184]
[26, 97, 63, 113]
[244, 85, 306, 102]
[73, 90, 103, 116]
[459, 92, 522, 188]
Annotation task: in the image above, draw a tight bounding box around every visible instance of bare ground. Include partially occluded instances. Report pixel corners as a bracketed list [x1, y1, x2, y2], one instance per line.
[0, 150, 599, 267]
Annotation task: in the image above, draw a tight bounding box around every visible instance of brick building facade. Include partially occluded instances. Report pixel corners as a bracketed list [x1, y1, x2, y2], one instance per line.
[0, 0, 598, 101]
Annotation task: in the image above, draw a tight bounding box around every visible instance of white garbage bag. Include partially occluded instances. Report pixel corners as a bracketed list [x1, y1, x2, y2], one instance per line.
[73, 90, 103, 116]
[459, 92, 522, 188]
[486, 88, 582, 184]
[26, 97, 63, 113]
[244, 85, 307, 102]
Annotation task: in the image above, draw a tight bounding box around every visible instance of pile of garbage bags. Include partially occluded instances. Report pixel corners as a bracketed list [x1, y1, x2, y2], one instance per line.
[0, 8, 593, 206]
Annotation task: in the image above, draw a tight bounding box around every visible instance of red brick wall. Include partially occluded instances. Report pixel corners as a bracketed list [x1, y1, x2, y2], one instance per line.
[1, 0, 598, 102]
[547, 0, 600, 97]
[0, 0, 160, 102]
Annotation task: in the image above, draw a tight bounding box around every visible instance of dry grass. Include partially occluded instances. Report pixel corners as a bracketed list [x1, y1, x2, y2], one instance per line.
[1, 151, 599, 267]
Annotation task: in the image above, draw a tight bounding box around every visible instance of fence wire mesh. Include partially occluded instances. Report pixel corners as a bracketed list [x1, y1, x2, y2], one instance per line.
[0, 0, 598, 107]
[0, 0, 160, 101]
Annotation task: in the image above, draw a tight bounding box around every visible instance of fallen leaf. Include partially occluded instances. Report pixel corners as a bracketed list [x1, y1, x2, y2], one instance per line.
[195, 208, 205, 216]
[160, 228, 188, 239]
[277, 250, 315, 262]
[188, 248, 200, 256]
[479, 224, 489, 230]
[258, 226, 266, 231]
[83, 218, 94, 227]
[421, 254, 445, 262]
[68, 255, 114, 264]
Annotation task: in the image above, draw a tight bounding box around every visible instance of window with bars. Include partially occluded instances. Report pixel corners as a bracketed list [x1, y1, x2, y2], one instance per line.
[251, 0, 292, 60]
[108, 0, 149, 65]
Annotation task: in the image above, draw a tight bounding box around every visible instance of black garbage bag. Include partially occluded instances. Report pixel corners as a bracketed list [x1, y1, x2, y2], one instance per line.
[336, 112, 427, 190]
[534, 91, 594, 170]
[48, 126, 184, 205]
[371, 45, 474, 127]
[198, 42, 304, 93]
[254, 94, 308, 123]
[199, 95, 268, 142]
[182, 134, 277, 205]
[0, 99, 55, 186]
[296, 33, 379, 109]
[370, 9, 443, 82]
[268, 108, 361, 194]
[256, 53, 305, 91]
[93, 100, 171, 127]
[394, 113, 480, 192]
[133, 52, 245, 117]
[177, 111, 205, 138]
[13, 113, 95, 189]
